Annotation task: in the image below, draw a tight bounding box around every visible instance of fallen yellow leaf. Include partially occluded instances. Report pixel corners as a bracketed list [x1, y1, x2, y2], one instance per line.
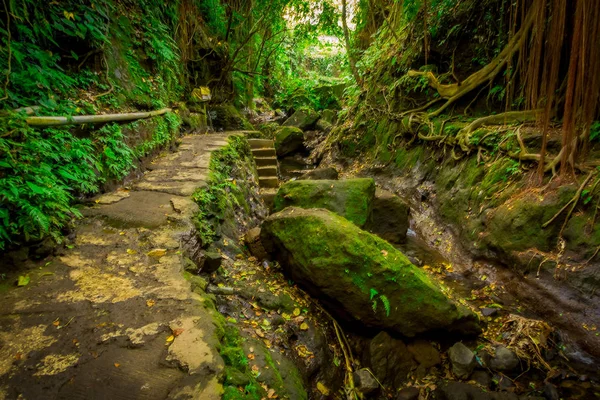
[114, 363, 120, 368]
[293, 308, 301, 316]
[166, 335, 175, 343]
[146, 299, 155, 307]
[300, 322, 309, 331]
[147, 249, 167, 258]
[317, 382, 329, 395]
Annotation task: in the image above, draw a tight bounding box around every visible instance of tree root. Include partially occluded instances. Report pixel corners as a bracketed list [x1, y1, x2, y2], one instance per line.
[542, 171, 596, 238]
[455, 109, 542, 152]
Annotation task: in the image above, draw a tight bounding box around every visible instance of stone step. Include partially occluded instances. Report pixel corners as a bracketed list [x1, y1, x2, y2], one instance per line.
[259, 177, 279, 188]
[254, 157, 278, 167]
[258, 166, 278, 177]
[252, 148, 276, 157]
[260, 189, 277, 211]
[247, 139, 275, 149]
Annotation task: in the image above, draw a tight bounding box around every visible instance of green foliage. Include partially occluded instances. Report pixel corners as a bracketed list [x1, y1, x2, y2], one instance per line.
[590, 121, 600, 142]
[0, 112, 180, 250]
[199, 0, 228, 37]
[94, 124, 135, 180]
[192, 135, 251, 246]
[220, 324, 266, 400]
[0, 118, 97, 248]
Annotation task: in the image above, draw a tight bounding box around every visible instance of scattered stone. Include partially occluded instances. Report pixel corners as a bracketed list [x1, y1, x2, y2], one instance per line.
[244, 227, 268, 260]
[206, 285, 235, 295]
[188, 275, 208, 293]
[448, 342, 477, 379]
[297, 167, 339, 181]
[543, 382, 560, 400]
[273, 178, 376, 228]
[275, 126, 305, 156]
[407, 340, 441, 368]
[225, 368, 250, 387]
[202, 251, 222, 273]
[367, 188, 410, 244]
[476, 349, 492, 368]
[470, 370, 492, 389]
[315, 118, 332, 132]
[490, 346, 520, 372]
[320, 109, 337, 123]
[396, 387, 420, 400]
[261, 208, 481, 337]
[482, 307, 499, 317]
[494, 374, 515, 391]
[282, 108, 319, 130]
[353, 368, 379, 395]
[435, 381, 519, 400]
[369, 332, 416, 390]
[183, 257, 199, 273]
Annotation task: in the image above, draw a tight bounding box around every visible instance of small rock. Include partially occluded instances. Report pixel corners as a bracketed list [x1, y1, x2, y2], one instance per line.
[494, 374, 515, 391]
[183, 257, 199, 273]
[481, 307, 499, 317]
[448, 342, 477, 379]
[297, 167, 339, 181]
[476, 349, 492, 368]
[543, 382, 560, 400]
[353, 369, 379, 395]
[396, 387, 420, 400]
[226, 368, 250, 386]
[470, 370, 492, 389]
[490, 346, 520, 372]
[271, 315, 285, 327]
[244, 227, 268, 260]
[407, 340, 441, 369]
[188, 275, 208, 293]
[206, 285, 234, 295]
[202, 251, 222, 273]
[436, 381, 519, 400]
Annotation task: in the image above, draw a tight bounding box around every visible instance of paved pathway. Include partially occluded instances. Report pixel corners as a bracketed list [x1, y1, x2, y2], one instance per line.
[0, 133, 236, 400]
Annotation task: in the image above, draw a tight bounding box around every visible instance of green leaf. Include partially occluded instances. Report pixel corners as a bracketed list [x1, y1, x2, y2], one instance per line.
[17, 275, 30, 287]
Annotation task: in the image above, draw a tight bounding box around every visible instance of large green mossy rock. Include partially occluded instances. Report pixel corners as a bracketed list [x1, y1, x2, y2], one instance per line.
[273, 178, 375, 228]
[282, 109, 319, 131]
[274, 126, 305, 156]
[211, 104, 254, 131]
[261, 207, 480, 337]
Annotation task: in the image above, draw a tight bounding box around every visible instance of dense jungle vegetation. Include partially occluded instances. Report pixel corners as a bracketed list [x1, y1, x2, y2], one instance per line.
[1, 0, 599, 256]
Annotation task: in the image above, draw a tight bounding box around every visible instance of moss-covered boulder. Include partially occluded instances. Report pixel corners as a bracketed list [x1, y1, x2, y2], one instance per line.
[211, 103, 254, 131]
[261, 207, 480, 337]
[297, 167, 339, 181]
[275, 126, 305, 156]
[366, 189, 410, 244]
[283, 109, 319, 131]
[274, 178, 375, 228]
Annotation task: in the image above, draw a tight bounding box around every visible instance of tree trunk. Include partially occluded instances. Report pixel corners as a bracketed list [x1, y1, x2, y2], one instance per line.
[26, 108, 172, 127]
[342, 0, 362, 86]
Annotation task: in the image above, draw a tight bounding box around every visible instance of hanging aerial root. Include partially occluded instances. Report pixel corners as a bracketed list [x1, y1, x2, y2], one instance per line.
[406, 7, 536, 118]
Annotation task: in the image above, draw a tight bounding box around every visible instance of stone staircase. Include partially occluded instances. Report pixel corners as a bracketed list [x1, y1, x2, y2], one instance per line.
[247, 139, 279, 208]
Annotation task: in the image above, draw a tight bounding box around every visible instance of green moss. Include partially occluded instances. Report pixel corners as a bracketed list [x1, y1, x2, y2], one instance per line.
[395, 146, 425, 171]
[220, 325, 266, 400]
[263, 207, 480, 336]
[273, 178, 376, 227]
[192, 135, 256, 246]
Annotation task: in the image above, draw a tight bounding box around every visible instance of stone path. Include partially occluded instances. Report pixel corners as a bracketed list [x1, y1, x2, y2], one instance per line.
[0, 133, 239, 400]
